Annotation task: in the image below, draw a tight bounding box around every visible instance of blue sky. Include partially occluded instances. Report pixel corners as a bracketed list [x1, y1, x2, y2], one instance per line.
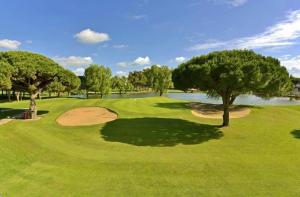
[0, 0, 300, 76]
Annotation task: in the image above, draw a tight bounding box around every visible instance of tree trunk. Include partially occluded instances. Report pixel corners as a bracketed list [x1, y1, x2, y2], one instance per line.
[86, 89, 89, 99]
[222, 95, 230, 127]
[7, 90, 11, 102]
[100, 93, 103, 99]
[16, 91, 20, 102]
[159, 91, 163, 96]
[229, 96, 236, 105]
[57, 92, 60, 98]
[29, 93, 38, 119]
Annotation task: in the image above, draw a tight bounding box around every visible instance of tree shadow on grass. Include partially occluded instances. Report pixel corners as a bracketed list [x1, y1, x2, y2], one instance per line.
[0, 108, 48, 119]
[100, 118, 223, 147]
[155, 102, 262, 111]
[291, 129, 300, 139]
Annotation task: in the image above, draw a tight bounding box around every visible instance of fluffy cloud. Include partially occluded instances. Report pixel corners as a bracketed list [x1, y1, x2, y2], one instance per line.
[115, 71, 128, 76]
[190, 9, 300, 51]
[73, 67, 85, 76]
[74, 28, 110, 44]
[280, 55, 300, 77]
[133, 56, 151, 65]
[118, 56, 151, 67]
[0, 39, 21, 49]
[175, 57, 186, 63]
[53, 56, 93, 67]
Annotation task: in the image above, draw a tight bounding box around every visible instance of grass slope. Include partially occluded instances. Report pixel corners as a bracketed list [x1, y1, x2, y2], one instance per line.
[0, 97, 300, 196]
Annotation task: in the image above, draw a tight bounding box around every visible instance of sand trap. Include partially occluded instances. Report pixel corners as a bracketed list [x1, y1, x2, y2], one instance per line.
[189, 103, 250, 119]
[57, 107, 117, 126]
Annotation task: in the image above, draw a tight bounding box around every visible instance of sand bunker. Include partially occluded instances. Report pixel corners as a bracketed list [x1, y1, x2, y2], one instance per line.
[189, 103, 250, 119]
[57, 107, 117, 126]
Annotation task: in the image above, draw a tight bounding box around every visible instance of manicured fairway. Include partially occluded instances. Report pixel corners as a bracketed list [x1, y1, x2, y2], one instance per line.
[1, 97, 300, 196]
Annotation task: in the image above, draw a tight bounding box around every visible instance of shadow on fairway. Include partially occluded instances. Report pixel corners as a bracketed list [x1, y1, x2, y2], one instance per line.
[155, 102, 262, 110]
[0, 108, 49, 119]
[100, 118, 223, 146]
[291, 129, 300, 139]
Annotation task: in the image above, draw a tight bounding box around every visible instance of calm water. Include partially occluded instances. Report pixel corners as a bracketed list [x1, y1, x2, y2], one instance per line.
[167, 93, 300, 106]
[72, 92, 300, 106]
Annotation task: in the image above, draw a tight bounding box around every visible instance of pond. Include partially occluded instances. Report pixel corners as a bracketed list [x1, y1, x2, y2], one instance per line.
[72, 92, 300, 106]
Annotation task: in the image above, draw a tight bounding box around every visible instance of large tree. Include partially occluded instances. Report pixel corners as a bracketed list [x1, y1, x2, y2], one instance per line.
[0, 61, 13, 100]
[46, 80, 66, 97]
[173, 50, 292, 126]
[111, 76, 133, 94]
[128, 71, 147, 91]
[85, 64, 112, 98]
[0, 51, 67, 119]
[145, 65, 172, 96]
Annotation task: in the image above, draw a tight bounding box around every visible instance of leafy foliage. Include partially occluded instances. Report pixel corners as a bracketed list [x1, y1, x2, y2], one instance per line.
[111, 76, 133, 94]
[128, 71, 147, 90]
[0, 61, 14, 90]
[173, 50, 292, 126]
[85, 64, 112, 98]
[144, 65, 172, 96]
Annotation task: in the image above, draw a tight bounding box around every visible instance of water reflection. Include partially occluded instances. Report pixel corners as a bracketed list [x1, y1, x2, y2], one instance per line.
[71, 92, 300, 106]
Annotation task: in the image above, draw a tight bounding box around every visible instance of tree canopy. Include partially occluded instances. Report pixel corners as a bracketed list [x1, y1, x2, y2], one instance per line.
[173, 50, 292, 126]
[0, 61, 13, 90]
[128, 71, 147, 91]
[111, 75, 133, 94]
[84, 64, 112, 98]
[144, 65, 172, 96]
[0, 51, 79, 118]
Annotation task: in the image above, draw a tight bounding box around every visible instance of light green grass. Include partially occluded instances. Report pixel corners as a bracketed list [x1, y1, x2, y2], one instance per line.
[0, 97, 300, 196]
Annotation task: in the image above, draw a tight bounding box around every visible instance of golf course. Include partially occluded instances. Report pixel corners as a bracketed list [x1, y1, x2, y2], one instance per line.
[1, 96, 300, 196]
[1, 1, 300, 195]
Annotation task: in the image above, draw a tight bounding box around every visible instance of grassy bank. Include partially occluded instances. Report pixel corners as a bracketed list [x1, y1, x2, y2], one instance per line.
[0, 97, 300, 196]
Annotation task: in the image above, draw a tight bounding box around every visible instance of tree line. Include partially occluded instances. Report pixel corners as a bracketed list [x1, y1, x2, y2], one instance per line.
[82, 64, 173, 98]
[0, 50, 293, 126]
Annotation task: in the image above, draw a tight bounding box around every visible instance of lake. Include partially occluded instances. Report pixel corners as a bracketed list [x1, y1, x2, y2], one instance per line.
[72, 92, 300, 106]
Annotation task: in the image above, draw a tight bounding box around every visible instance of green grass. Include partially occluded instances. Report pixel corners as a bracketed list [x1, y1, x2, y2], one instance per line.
[1, 97, 300, 196]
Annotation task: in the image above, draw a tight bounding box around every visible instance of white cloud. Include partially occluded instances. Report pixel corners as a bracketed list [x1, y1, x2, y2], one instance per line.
[117, 62, 129, 67]
[118, 56, 151, 67]
[115, 71, 128, 76]
[280, 55, 300, 77]
[74, 28, 110, 44]
[226, 0, 247, 7]
[190, 9, 300, 51]
[112, 44, 128, 49]
[175, 56, 187, 63]
[133, 56, 151, 65]
[73, 67, 85, 76]
[25, 40, 33, 44]
[208, 0, 248, 7]
[53, 56, 93, 67]
[0, 39, 21, 49]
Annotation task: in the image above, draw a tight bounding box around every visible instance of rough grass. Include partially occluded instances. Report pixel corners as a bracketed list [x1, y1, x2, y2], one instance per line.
[0, 97, 300, 196]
